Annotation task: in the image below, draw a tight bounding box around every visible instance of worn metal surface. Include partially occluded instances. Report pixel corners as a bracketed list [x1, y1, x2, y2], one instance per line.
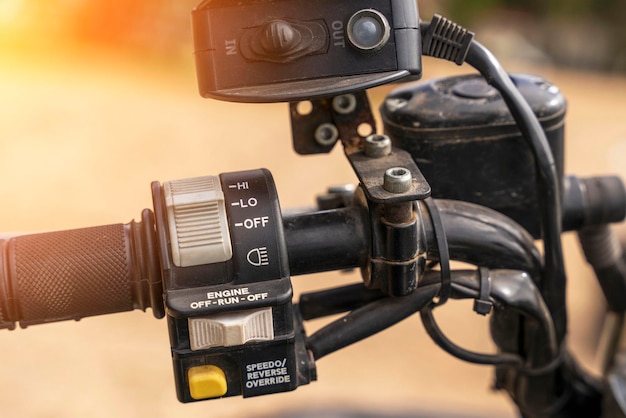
[347, 148, 431, 204]
[290, 90, 377, 155]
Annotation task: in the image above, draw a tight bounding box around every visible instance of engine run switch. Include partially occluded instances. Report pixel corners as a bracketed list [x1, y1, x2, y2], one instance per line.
[189, 307, 275, 350]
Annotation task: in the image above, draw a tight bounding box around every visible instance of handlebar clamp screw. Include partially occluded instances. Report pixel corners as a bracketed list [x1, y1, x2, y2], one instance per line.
[383, 167, 412, 193]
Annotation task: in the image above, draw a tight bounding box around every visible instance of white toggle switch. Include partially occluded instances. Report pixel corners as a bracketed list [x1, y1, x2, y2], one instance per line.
[163, 175, 232, 267]
[188, 307, 275, 350]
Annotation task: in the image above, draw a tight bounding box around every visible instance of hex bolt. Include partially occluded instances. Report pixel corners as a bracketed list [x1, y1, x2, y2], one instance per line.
[383, 167, 412, 193]
[332, 94, 357, 114]
[364, 134, 392, 158]
[314, 123, 339, 146]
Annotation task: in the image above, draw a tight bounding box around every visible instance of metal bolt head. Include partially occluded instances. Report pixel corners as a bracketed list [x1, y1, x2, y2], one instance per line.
[314, 123, 339, 146]
[332, 94, 357, 114]
[383, 167, 412, 193]
[364, 134, 392, 158]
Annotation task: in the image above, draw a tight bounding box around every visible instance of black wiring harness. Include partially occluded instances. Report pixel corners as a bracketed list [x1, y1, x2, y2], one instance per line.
[421, 13, 566, 342]
[417, 14, 605, 417]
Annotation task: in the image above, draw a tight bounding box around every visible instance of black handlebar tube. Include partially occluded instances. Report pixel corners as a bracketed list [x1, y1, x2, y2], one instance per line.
[283, 206, 369, 276]
[287, 176, 624, 283]
[563, 175, 626, 231]
[422, 199, 543, 278]
[0, 200, 547, 330]
[568, 175, 626, 311]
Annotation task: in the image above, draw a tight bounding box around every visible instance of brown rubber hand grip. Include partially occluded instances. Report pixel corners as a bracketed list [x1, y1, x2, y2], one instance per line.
[0, 210, 163, 329]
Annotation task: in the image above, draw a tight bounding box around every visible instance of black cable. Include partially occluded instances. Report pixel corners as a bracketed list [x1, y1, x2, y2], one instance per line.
[436, 270, 558, 358]
[420, 19, 612, 413]
[419, 269, 559, 372]
[464, 42, 566, 342]
[298, 283, 384, 321]
[283, 206, 369, 275]
[420, 303, 524, 367]
[306, 283, 439, 360]
[305, 269, 559, 372]
[423, 198, 451, 306]
[422, 16, 566, 343]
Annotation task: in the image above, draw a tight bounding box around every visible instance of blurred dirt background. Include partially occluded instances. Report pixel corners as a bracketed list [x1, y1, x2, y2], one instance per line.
[1, 1, 625, 417]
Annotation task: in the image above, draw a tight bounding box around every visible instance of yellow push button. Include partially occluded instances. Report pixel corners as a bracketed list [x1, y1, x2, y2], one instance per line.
[187, 365, 228, 400]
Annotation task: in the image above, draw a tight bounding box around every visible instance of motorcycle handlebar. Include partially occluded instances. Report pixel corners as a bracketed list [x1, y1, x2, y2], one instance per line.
[0, 174, 622, 330]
